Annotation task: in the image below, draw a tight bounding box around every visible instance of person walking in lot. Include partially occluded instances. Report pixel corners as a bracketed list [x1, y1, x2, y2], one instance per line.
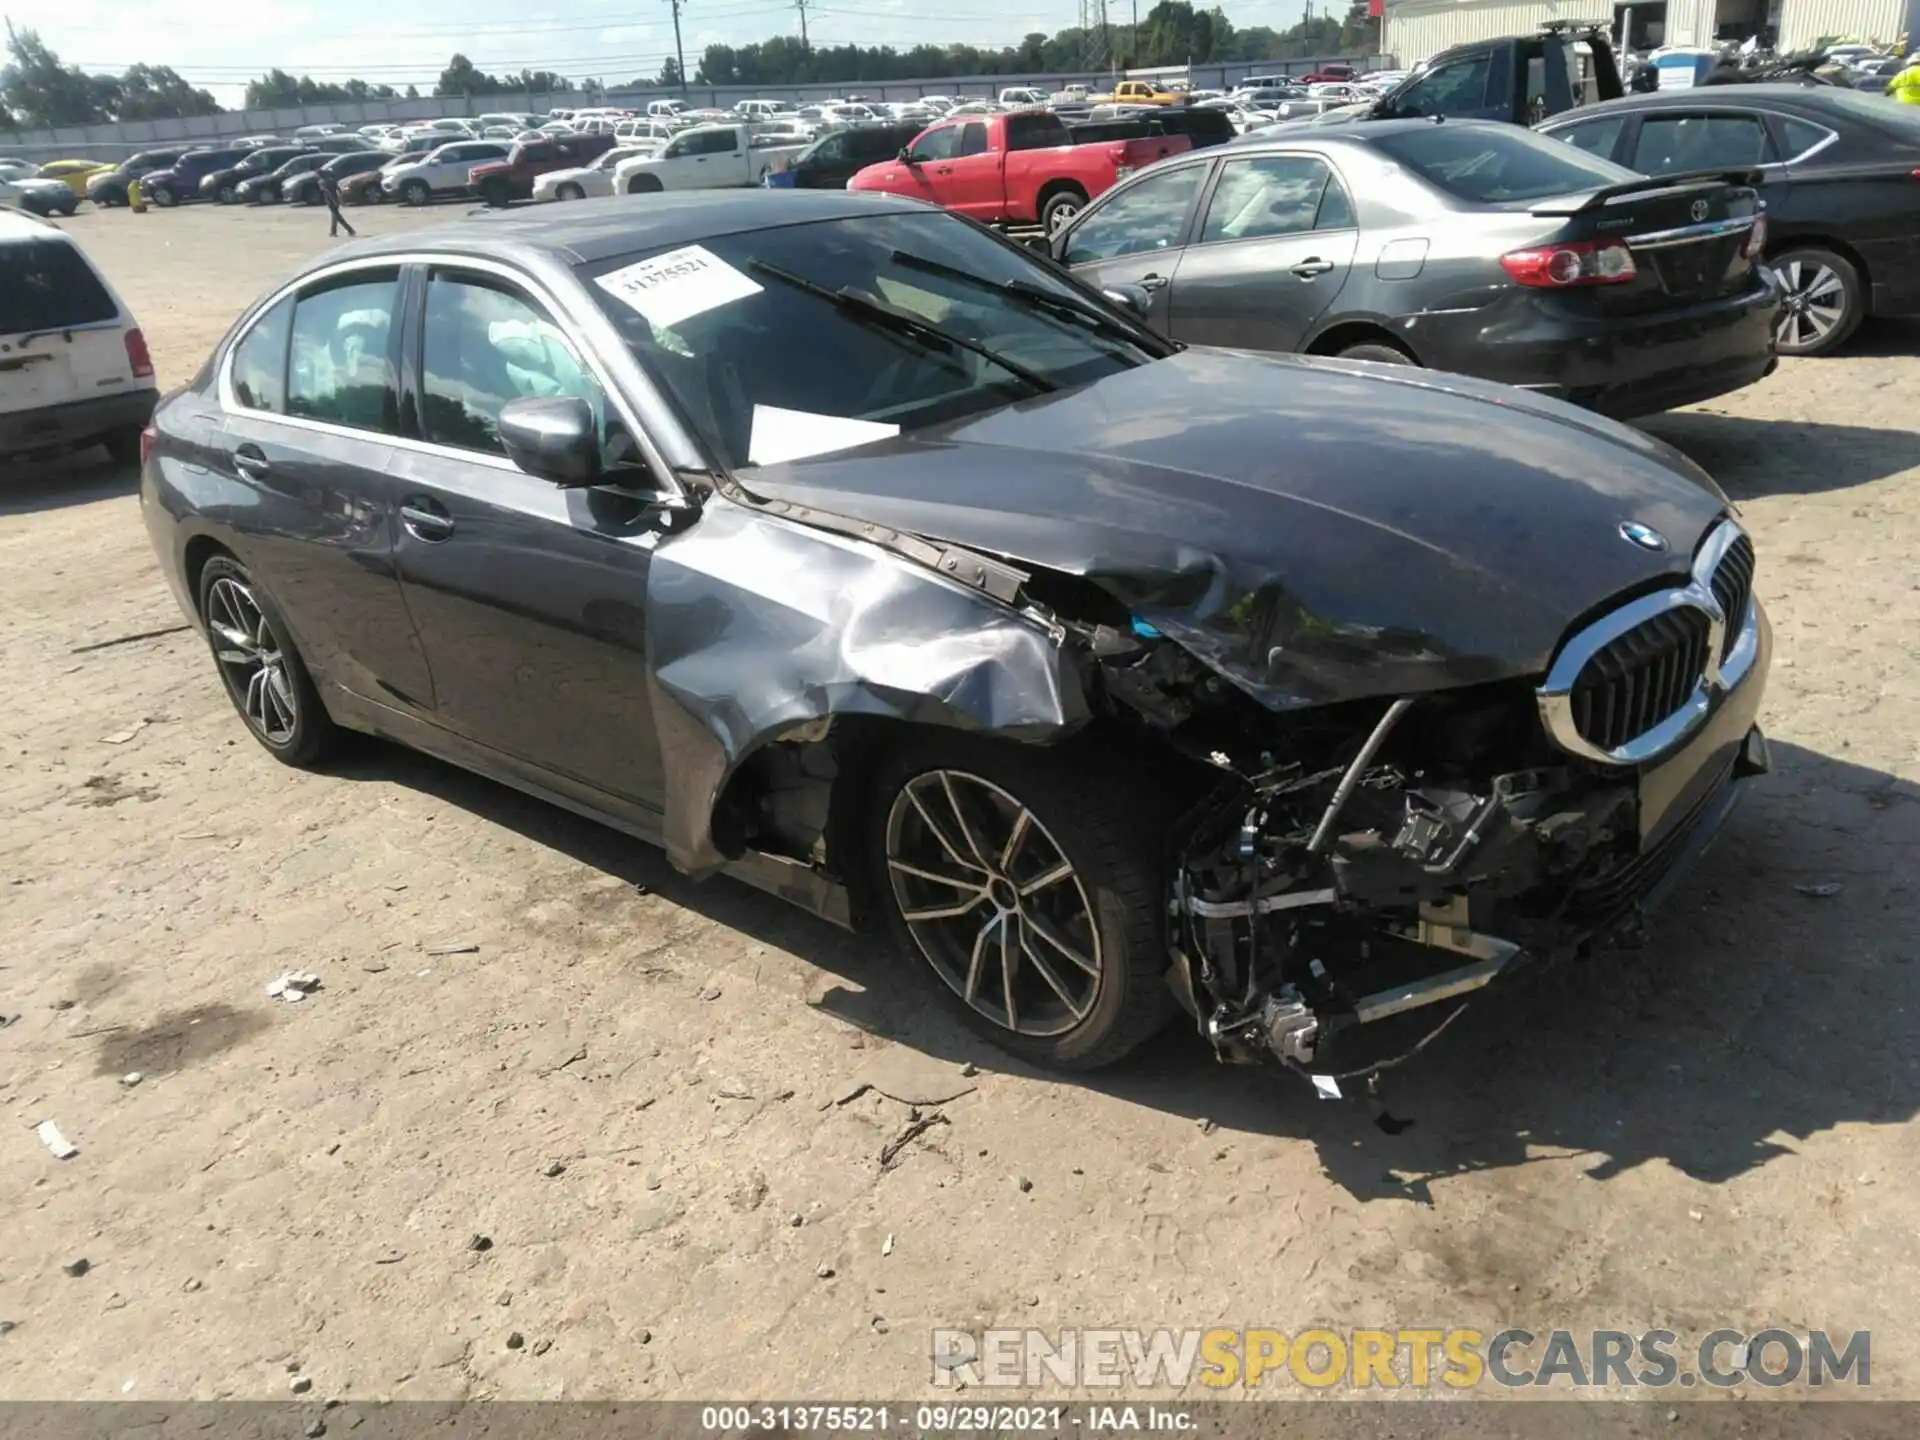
[1889, 51, 1920, 104]
[320, 169, 356, 237]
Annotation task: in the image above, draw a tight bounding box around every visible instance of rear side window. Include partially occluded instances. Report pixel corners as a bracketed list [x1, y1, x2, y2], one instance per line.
[230, 296, 293, 413]
[286, 273, 400, 433]
[1631, 115, 1774, 173]
[1775, 115, 1833, 161]
[1373, 123, 1635, 202]
[0, 238, 118, 335]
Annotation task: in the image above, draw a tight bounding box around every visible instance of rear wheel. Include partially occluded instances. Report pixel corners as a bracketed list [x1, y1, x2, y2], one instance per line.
[1337, 341, 1414, 365]
[1039, 186, 1088, 234]
[102, 426, 143, 466]
[867, 734, 1176, 1070]
[1770, 246, 1863, 357]
[197, 556, 337, 768]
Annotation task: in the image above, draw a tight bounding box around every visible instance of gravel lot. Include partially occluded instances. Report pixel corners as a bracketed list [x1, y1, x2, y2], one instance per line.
[2, 200, 1917, 1406]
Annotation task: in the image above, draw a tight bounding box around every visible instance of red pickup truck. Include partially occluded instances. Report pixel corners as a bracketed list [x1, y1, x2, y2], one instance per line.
[847, 109, 1189, 233]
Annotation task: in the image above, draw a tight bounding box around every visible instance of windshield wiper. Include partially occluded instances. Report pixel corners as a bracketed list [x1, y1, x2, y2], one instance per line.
[746, 260, 1057, 394]
[886, 248, 1153, 349]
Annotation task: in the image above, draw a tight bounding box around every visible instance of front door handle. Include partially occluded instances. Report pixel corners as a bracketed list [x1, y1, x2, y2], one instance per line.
[232, 444, 271, 479]
[1138, 273, 1168, 292]
[400, 498, 455, 542]
[1291, 258, 1336, 279]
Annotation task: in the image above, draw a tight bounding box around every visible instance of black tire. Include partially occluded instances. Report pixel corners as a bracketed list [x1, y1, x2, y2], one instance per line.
[401, 179, 431, 207]
[625, 174, 662, 195]
[1336, 341, 1414, 365]
[481, 179, 509, 209]
[151, 184, 177, 207]
[196, 555, 337, 769]
[865, 732, 1176, 1070]
[258, 184, 280, 204]
[215, 183, 236, 204]
[556, 182, 585, 201]
[1770, 246, 1863, 357]
[1038, 186, 1087, 235]
[102, 426, 143, 466]
[22, 197, 50, 216]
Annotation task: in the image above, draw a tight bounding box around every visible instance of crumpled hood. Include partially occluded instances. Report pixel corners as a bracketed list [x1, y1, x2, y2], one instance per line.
[739, 348, 1731, 708]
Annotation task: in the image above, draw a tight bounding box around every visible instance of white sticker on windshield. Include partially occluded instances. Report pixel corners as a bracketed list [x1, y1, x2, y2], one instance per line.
[594, 244, 763, 328]
[748, 405, 900, 467]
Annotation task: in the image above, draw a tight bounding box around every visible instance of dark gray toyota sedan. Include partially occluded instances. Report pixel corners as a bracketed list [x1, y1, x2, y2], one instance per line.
[140, 190, 1771, 1086]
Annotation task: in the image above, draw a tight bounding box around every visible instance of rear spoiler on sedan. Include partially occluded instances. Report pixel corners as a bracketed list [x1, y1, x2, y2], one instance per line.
[1529, 167, 1764, 216]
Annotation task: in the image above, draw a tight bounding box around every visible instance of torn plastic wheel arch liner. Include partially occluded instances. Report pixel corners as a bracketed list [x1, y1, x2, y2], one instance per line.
[644, 493, 1092, 878]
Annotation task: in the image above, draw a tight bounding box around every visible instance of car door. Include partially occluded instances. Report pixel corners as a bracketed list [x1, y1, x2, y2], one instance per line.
[1165, 152, 1361, 352]
[385, 263, 671, 811]
[942, 121, 1002, 217]
[896, 123, 965, 203]
[1055, 158, 1214, 330]
[211, 266, 437, 715]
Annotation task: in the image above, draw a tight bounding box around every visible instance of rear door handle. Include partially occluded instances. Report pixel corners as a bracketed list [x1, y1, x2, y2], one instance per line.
[231, 444, 271, 479]
[400, 497, 455, 542]
[1138, 273, 1168, 292]
[1291, 258, 1336, 279]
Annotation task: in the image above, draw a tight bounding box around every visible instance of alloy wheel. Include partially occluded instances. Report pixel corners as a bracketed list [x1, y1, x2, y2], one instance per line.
[885, 770, 1102, 1037]
[205, 577, 299, 745]
[1774, 258, 1847, 353]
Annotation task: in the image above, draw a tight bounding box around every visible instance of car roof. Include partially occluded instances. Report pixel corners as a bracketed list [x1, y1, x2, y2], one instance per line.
[1232, 115, 1520, 150]
[325, 189, 931, 267]
[0, 209, 70, 243]
[1548, 86, 1863, 119]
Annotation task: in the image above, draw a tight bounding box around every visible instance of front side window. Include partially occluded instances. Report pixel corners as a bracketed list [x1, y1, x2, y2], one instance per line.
[1062, 162, 1208, 263]
[697, 130, 739, 155]
[582, 211, 1163, 470]
[1631, 115, 1774, 173]
[420, 271, 642, 472]
[1199, 155, 1351, 243]
[1392, 53, 1494, 117]
[912, 126, 963, 162]
[1550, 113, 1629, 161]
[286, 273, 399, 433]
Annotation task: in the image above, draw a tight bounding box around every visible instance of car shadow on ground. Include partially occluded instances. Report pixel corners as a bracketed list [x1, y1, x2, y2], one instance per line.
[0, 447, 136, 517]
[332, 735, 1919, 1204]
[1641, 411, 1920, 497]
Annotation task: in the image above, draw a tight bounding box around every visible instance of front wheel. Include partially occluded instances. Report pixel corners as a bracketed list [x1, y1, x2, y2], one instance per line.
[1770, 246, 1863, 357]
[197, 556, 337, 768]
[481, 180, 509, 209]
[1337, 341, 1414, 365]
[625, 174, 662, 195]
[556, 182, 585, 201]
[151, 185, 177, 208]
[868, 735, 1176, 1070]
[401, 179, 431, 207]
[215, 183, 236, 204]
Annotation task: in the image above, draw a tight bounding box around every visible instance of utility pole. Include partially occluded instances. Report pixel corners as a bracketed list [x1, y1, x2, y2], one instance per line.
[797, 0, 810, 50]
[668, 0, 688, 97]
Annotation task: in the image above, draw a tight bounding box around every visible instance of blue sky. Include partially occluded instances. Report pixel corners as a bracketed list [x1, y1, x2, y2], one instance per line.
[6, 0, 1314, 107]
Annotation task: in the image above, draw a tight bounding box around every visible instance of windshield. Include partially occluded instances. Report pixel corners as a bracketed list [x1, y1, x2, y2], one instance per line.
[1371, 123, 1637, 203]
[579, 211, 1161, 469]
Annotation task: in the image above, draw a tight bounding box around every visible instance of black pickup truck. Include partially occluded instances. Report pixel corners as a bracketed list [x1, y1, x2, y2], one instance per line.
[1285, 23, 1624, 130]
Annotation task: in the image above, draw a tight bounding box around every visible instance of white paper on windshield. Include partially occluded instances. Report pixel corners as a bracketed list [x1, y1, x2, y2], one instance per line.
[748, 405, 899, 467]
[594, 244, 762, 328]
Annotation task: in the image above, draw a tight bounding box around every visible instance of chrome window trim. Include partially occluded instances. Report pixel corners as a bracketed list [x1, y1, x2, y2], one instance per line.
[216, 250, 691, 502]
[1536, 517, 1759, 767]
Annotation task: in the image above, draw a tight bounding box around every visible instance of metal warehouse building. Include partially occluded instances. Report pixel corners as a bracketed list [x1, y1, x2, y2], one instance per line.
[1384, 0, 1918, 64]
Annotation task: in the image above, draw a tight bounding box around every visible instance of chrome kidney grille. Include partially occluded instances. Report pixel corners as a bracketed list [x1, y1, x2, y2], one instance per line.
[1537, 519, 1761, 766]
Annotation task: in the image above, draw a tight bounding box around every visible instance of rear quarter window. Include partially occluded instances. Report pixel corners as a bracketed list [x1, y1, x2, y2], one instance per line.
[1, 237, 119, 335]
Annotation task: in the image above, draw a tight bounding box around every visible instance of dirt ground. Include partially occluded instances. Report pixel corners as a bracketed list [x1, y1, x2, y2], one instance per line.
[2, 200, 1917, 1408]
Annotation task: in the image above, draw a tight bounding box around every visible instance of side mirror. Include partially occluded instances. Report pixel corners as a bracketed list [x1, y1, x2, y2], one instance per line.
[497, 396, 601, 488]
[898, 147, 919, 163]
[1101, 284, 1153, 319]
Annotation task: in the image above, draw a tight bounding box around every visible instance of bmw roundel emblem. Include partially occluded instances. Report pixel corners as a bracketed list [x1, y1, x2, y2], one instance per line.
[1619, 520, 1669, 552]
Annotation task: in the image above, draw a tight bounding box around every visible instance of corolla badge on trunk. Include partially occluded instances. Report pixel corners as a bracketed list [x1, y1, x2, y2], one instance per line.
[1618, 520, 1669, 552]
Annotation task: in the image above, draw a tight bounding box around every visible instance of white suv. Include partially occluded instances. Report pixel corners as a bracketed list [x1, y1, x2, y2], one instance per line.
[1, 212, 157, 463]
